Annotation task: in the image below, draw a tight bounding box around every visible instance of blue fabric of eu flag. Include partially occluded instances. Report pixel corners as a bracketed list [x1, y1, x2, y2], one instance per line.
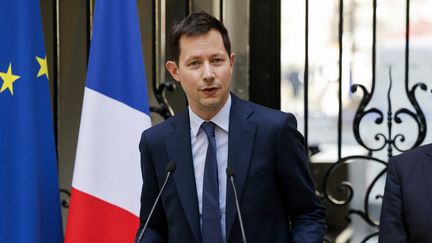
[0, 0, 63, 242]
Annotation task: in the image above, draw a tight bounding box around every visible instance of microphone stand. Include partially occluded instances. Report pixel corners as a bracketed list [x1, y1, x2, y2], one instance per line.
[226, 166, 247, 243]
[136, 161, 176, 243]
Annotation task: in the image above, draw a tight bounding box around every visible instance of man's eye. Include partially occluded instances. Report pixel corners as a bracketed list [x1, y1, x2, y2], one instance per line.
[189, 61, 200, 66]
[212, 58, 224, 64]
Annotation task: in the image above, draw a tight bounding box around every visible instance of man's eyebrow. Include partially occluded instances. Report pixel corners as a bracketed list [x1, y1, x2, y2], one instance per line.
[183, 52, 226, 61]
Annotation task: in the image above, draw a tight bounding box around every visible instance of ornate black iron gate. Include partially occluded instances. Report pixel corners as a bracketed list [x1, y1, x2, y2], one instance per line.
[304, 0, 431, 242]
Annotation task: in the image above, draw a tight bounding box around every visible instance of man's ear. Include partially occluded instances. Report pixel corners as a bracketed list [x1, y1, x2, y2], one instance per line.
[229, 53, 235, 71]
[166, 61, 180, 81]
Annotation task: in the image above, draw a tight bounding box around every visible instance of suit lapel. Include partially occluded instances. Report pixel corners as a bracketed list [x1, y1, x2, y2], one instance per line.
[166, 109, 202, 243]
[225, 95, 256, 240]
[421, 146, 432, 205]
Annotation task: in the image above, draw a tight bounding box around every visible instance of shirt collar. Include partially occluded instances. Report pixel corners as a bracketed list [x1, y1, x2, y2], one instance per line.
[189, 94, 231, 137]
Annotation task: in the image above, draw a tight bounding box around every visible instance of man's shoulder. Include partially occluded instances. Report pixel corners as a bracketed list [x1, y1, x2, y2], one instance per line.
[391, 143, 432, 167]
[394, 143, 432, 159]
[142, 108, 188, 137]
[233, 94, 295, 122]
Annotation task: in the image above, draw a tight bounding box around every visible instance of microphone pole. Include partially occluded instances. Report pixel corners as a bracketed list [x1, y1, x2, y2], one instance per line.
[136, 161, 176, 243]
[226, 166, 247, 243]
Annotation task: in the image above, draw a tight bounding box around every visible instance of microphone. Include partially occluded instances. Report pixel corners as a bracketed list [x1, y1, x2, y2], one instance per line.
[136, 161, 176, 243]
[226, 166, 247, 243]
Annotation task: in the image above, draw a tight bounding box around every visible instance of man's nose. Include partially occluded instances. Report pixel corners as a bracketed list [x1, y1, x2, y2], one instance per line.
[202, 63, 215, 81]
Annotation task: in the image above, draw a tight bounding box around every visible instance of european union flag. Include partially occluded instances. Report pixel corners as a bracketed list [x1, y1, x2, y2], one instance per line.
[0, 1, 63, 242]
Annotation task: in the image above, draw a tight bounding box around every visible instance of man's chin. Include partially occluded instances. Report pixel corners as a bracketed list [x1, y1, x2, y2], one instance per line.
[200, 98, 223, 109]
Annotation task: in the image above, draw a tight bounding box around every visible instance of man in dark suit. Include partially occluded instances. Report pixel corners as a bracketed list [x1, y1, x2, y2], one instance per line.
[136, 11, 326, 243]
[379, 143, 432, 242]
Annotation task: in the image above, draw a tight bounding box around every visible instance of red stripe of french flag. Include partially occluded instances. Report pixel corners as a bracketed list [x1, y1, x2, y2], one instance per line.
[66, 188, 139, 242]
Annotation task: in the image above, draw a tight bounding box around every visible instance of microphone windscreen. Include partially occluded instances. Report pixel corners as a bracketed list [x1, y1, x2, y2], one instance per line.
[226, 166, 235, 177]
[166, 161, 176, 173]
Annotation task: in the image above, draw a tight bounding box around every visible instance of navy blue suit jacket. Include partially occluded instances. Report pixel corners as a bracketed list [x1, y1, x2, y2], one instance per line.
[136, 94, 326, 243]
[379, 143, 432, 243]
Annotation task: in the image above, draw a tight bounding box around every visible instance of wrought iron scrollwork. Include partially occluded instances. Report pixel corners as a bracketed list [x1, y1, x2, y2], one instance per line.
[60, 188, 71, 209]
[393, 81, 427, 152]
[348, 167, 387, 227]
[320, 0, 428, 235]
[320, 156, 387, 226]
[150, 81, 176, 119]
[351, 83, 383, 155]
[322, 66, 428, 242]
[359, 232, 379, 243]
[351, 67, 427, 158]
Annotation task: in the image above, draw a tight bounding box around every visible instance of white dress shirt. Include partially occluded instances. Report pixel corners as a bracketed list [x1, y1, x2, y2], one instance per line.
[188, 95, 231, 242]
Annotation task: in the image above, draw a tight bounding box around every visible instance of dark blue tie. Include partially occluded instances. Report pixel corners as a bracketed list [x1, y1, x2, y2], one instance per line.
[201, 122, 223, 243]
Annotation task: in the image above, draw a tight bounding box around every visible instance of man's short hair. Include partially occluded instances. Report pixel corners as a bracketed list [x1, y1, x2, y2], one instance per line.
[167, 11, 231, 64]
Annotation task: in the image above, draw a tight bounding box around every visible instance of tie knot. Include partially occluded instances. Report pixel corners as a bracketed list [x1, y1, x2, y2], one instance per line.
[201, 121, 216, 138]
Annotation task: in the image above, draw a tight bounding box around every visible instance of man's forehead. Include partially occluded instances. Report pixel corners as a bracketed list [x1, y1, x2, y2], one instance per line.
[178, 31, 226, 59]
[179, 29, 223, 45]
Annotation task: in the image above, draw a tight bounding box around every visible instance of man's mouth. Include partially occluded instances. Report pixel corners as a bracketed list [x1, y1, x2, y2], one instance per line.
[201, 87, 218, 95]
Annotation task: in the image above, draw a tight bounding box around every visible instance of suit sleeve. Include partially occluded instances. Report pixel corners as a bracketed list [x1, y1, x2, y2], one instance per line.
[378, 157, 408, 243]
[135, 131, 168, 243]
[276, 113, 327, 243]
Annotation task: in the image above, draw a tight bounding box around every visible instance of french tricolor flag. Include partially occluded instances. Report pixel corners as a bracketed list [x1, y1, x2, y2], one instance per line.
[65, 1, 151, 242]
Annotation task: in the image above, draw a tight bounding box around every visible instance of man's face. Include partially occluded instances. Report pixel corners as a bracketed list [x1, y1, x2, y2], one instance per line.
[166, 29, 235, 120]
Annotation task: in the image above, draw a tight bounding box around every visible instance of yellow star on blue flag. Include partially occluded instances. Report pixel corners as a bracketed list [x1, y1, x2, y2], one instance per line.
[0, 63, 21, 95]
[36, 56, 49, 79]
